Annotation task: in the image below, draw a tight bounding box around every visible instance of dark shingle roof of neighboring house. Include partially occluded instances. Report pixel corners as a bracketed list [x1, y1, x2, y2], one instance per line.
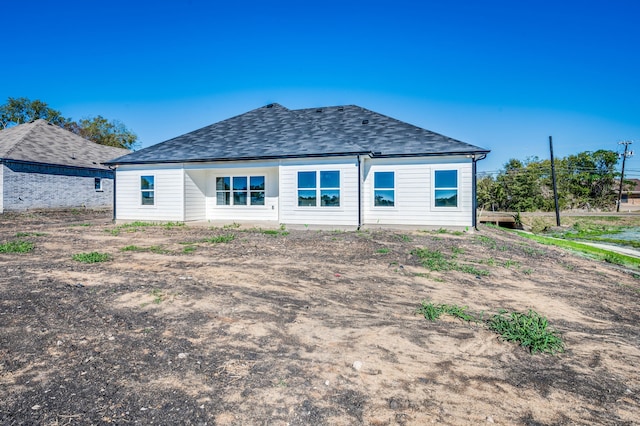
[0, 119, 130, 170]
[107, 103, 489, 165]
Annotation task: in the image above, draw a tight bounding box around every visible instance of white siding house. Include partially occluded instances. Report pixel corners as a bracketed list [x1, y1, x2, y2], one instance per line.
[106, 104, 489, 228]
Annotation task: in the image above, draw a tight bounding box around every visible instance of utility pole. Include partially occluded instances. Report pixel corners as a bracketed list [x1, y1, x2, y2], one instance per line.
[616, 141, 633, 212]
[549, 136, 561, 226]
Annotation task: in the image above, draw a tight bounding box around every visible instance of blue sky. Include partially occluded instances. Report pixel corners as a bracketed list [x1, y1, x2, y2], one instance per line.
[2, 0, 639, 176]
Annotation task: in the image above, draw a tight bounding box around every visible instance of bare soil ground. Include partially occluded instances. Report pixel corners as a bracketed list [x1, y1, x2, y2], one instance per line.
[1, 210, 639, 425]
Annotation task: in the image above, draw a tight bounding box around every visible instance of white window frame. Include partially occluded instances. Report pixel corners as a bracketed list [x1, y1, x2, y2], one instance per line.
[432, 169, 460, 210]
[373, 171, 395, 208]
[94, 177, 103, 192]
[140, 175, 155, 206]
[297, 170, 341, 208]
[216, 175, 266, 207]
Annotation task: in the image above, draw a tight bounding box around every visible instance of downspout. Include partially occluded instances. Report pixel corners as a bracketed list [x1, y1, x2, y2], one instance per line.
[357, 155, 362, 230]
[109, 166, 117, 222]
[472, 154, 487, 231]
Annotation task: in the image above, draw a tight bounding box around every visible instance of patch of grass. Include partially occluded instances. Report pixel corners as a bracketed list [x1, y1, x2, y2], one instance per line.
[0, 240, 34, 253]
[376, 247, 390, 254]
[15, 232, 46, 237]
[488, 309, 565, 354]
[503, 259, 520, 269]
[261, 229, 289, 237]
[223, 222, 241, 229]
[120, 245, 169, 254]
[474, 235, 497, 249]
[413, 272, 444, 282]
[514, 231, 640, 270]
[151, 288, 164, 304]
[415, 300, 475, 322]
[163, 221, 185, 229]
[398, 234, 412, 242]
[416, 301, 565, 355]
[69, 223, 92, 227]
[412, 247, 490, 276]
[522, 268, 534, 275]
[204, 234, 235, 244]
[72, 252, 111, 263]
[182, 245, 197, 254]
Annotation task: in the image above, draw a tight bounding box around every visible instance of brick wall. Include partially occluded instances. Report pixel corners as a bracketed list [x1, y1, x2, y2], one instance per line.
[1, 162, 114, 212]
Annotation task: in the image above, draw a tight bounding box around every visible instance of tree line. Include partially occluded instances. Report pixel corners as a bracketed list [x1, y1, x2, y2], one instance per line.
[477, 150, 627, 212]
[0, 97, 138, 150]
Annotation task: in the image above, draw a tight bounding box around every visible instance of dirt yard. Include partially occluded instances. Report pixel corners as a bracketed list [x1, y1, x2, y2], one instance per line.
[1, 210, 639, 425]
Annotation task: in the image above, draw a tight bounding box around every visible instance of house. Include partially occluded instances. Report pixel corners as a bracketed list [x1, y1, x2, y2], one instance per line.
[0, 120, 130, 213]
[621, 178, 640, 210]
[106, 104, 489, 228]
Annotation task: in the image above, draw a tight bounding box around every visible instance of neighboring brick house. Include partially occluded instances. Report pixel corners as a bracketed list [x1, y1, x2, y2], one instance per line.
[0, 120, 130, 212]
[621, 178, 640, 209]
[107, 103, 489, 228]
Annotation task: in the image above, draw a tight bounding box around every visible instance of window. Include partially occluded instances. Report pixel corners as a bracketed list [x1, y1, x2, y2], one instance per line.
[434, 170, 458, 207]
[298, 170, 340, 207]
[141, 175, 154, 205]
[94, 178, 103, 192]
[216, 175, 265, 206]
[374, 171, 394, 206]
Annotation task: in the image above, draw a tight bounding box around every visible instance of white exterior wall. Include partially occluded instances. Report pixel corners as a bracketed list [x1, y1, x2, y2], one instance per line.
[0, 163, 4, 213]
[184, 169, 207, 221]
[204, 163, 279, 222]
[116, 161, 279, 222]
[362, 156, 474, 227]
[279, 157, 359, 226]
[116, 165, 185, 221]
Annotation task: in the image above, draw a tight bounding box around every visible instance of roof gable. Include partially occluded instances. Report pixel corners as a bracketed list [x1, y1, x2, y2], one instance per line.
[0, 120, 130, 170]
[108, 104, 489, 165]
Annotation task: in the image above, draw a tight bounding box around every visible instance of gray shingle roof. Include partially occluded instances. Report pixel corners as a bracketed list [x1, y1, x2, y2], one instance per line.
[107, 104, 488, 165]
[0, 119, 130, 170]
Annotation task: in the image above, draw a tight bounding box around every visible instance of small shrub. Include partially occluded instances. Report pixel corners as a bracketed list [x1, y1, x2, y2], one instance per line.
[488, 310, 564, 354]
[0, 240, 34, 253]
[72, 252, 111, 263]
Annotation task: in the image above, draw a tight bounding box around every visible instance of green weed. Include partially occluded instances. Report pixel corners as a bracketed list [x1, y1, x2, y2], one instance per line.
[488, 310, 564, 354]
[72, 252, 111, 263]
[204, 234, 235, 244]
[0, 240, 34, 253]
[415, 300, 475, 322]
[15, 232, 46, 237]
[412, 248, 489, 276]
[376, 248, 390, 254]
[475, 235, 497, 249]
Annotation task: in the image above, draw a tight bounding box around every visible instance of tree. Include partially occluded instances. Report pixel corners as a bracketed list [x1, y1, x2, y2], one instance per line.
[1, 97, 138, 150]
[0, 97, 68, 128]
[68, 115, 139, 150]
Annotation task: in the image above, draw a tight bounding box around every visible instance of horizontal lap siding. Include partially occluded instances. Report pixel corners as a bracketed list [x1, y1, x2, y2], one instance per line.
[0, 164, 4, 212]
[205, 165, 279, 222]
[363, 157, 474, 227]
[279, 157, 359, 226]
[184, 170, 207, 221]
[116, 166, 184, 221]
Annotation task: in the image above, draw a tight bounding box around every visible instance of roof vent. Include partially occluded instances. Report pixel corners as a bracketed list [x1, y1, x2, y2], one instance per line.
[337, 107, 344, 111]
[315, 108, 323, 113]
[71, 153, 76, 159]
[362, 119, 369, 125]
[266, 104, 274, 108]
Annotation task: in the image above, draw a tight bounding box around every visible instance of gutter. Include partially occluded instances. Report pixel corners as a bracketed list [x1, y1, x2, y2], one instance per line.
[472, 153, 488, 231]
